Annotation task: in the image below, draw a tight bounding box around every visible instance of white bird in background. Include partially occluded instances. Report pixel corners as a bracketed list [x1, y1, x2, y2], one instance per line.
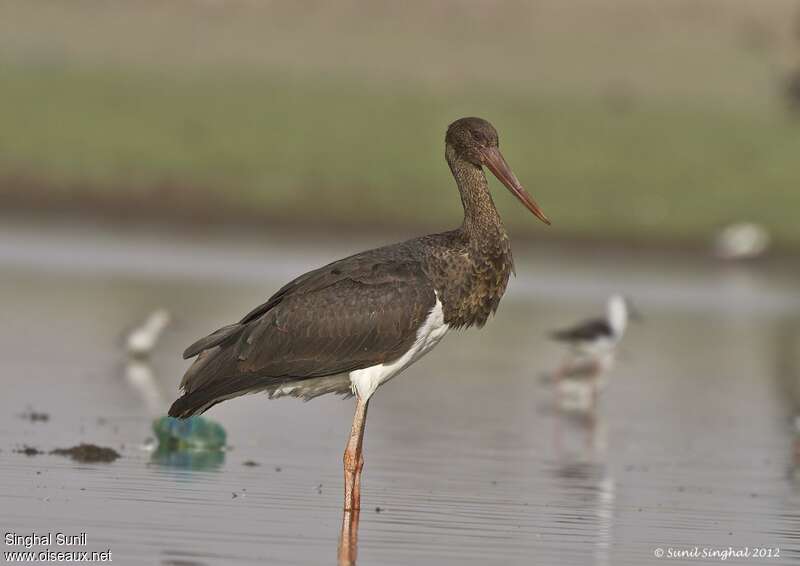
[548, 295, 640, 411]
[551, 295, 635, 356]
[126, 309, 171, 359]
[123, 309, 172, 416]
[713, 222, 770, 260]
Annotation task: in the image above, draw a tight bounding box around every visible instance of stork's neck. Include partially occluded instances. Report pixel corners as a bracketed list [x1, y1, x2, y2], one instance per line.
[437, 148, 513, 329]
[446, 149, 506, 242]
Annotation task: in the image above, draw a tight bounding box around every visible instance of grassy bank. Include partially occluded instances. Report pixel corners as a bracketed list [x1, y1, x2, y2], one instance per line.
[2, 64, 799, 245]
[1, 1, 799, 246]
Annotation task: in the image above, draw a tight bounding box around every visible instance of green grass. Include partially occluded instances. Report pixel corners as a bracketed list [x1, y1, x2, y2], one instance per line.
[2, 0, 799, 246]
[2, 63, 799, 246]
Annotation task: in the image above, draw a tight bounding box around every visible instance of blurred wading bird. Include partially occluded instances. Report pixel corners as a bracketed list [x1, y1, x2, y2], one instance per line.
[168, 117, 551, 511]
[126, 309, 171, 359]
[549, 295, 639, 410]
[123, 309, 172, 416]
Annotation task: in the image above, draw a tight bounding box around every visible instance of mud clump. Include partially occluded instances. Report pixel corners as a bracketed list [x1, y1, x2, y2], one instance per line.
[51, 444, 120, 463]
[15, 445, 44, 456]
[20, 411, 50, 422]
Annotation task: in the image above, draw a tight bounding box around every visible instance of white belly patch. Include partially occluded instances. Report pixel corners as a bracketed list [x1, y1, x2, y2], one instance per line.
[349, 295, 449, 400]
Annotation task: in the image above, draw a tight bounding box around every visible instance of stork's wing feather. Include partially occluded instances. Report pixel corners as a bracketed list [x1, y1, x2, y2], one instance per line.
[183, 323, 241, 359]
[237, 246, 427, 324]
[550, 318, 612, 342]
[233, 276, 435, 378]
[170, 250, 436, 417]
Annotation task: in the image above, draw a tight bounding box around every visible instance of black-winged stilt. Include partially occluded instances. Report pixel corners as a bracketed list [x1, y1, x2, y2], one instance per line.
[549, 295, 639, 411]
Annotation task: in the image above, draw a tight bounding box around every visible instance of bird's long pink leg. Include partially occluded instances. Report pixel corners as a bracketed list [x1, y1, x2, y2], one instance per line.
[553, 355, 573, 408]
[337, 508, 360, 565]
[591, 358, 602, 412]
[343, 395, 369, 511]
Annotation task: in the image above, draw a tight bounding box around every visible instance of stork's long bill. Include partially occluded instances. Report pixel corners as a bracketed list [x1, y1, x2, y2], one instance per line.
[480, 146, 551, 225]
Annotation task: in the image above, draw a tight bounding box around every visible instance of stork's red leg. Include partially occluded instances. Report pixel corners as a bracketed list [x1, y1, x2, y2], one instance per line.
[337, 509, 360, 565]
[343, 396, 369, 511]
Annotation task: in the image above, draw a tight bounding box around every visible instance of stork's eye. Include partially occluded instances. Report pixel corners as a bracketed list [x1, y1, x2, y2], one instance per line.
[472, 131, 487, 144]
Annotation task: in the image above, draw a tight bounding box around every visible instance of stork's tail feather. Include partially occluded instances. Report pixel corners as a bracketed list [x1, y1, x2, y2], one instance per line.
[169, 373, 355, 418]
[168, 375, 272, 419]
[168, 391, 214, 419]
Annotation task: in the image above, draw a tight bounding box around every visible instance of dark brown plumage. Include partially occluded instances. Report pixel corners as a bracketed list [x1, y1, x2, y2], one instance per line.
[170, 244, 436, 415]
[169, 229, 510, 417]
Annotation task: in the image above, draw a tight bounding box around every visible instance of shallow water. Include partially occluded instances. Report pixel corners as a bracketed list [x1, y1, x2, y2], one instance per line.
[1, 219, 799, 565]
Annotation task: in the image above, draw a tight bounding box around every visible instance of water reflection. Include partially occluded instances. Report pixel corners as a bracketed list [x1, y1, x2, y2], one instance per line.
[150, 446, 226, 470]
[124, 357, 227, 471]
[793, 428, 800, 486]
[551, 402, 614, 566]
[4, 223, 800, 564]
[124, 360, 167, 416]
[773, 316, 800, 485]
[148, 414, 228, 471]
[337, 509, 360, 565]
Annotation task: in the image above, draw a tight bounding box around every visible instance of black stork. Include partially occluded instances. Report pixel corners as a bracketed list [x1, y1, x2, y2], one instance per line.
[168, 117, 550, 511]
